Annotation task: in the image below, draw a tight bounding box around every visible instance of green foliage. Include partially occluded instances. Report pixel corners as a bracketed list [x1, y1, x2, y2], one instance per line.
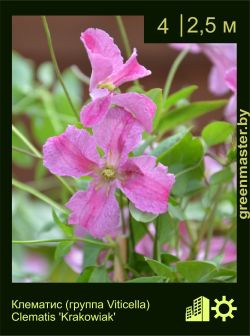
[145, 88, 163, 130]
[129, 202, 158, 223]
[12, 51, 34, 105]
[145, 258, 175, 281]
[37, 62, 55, 87]
[176, 261, 217, 282]
[164, 85, 198, 111]
[77, 266, 110, 283]
[55, 241, 74, 261]
[210, 167, 234, 185]
[202, 121, 235, 147]
[157, 100, 227, 133]
[157, 132, 205, 196]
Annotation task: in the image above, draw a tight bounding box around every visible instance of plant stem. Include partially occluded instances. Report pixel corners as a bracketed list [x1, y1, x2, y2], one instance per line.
[12, 125, 42, 159]
[115, 16, 131, 59]
[12, 124, 74, 194]
[41, 16, 78, 120]
[12, 146, 40, 159]
[55, 175, 74, 195]
[196, 186, 222, 259]
[163, 47, 190, 101]
[119, 191, 126, 234]
[12, 237, 115, 249]
[153, 218, 161, 261]
[12, 178, 69, 215]
[113, 235, 127, 282]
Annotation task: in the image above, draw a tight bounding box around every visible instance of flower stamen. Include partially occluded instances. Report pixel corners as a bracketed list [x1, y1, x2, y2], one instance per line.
[102, 167, 116, 181]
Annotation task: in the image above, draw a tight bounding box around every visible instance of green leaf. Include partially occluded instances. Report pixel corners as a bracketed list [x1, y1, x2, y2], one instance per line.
[158, 213, 178, 245]
[210, 167, 234, 185]
[161, 253, 179, 264]
[129, 202, 158, 223]
[176, 260, 217, 282]
[34, 160, 47, 180]
[157, 100, 227, 133]
[83, 239, 103, 269]
[151, 127, 190, 157]
[78, 266, 110, 283]
[168, 203, 185, 220]
[55, 241, 74, 261]
[145, 258, 175, 280]
[127, 276, 164, 283]
[202, 121, 235, 147]
[133, 135, 156, 156]
[173, 161, 205, 196]
[77, 266, 95, 283]
[53, 68, 83, 112]
[37, 62, 55, 87]
[12, 51, 34, 102]
[157, 132, 205, 196]
[145, 88, 163, 130]
[12, 122, 34, 168]
[52, 209, 73, 237]
[164, 85, 198, 111]
[158, 132, 203, 172]
[31, 113, 55, 145]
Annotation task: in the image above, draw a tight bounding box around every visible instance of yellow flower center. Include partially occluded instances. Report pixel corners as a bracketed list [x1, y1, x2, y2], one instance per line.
[102, 167, 116, 181]
[98, 82, 116, 91]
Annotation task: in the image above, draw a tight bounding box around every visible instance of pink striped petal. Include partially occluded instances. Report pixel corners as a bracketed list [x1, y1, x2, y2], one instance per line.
[105, 49, 151, 87]
[93, 107, 143, 167]
[81, 28, 123, 91]
[118, 155, 175, 214]
[112, 93, 156, 132]
[66, 185, 120, 239]
[43, 126, 100, 178]
[80, 94, 111, 127]
[208, 65, 229, 95]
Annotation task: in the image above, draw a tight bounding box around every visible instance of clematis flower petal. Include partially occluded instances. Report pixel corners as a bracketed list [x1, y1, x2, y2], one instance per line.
[111, 93, 156, 132]
[43, 125, 100, 178]
[93, 107, 143, 166]
[225, 67, 237, 93]
[105, 48, 151, 87]
[118, 155, 175, 214]
[66, 184, 120, 239]
[81, 28, 123, 90]
[87, 54, 114, 92]
[208, 65, 229, 95]
[80, 94, 112, 127]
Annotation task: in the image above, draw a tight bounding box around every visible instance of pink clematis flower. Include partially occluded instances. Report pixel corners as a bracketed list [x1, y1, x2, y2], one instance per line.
[43, 107, 175, 239]
[80, 28, 156, 132]
[170, 43, 237, 122]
